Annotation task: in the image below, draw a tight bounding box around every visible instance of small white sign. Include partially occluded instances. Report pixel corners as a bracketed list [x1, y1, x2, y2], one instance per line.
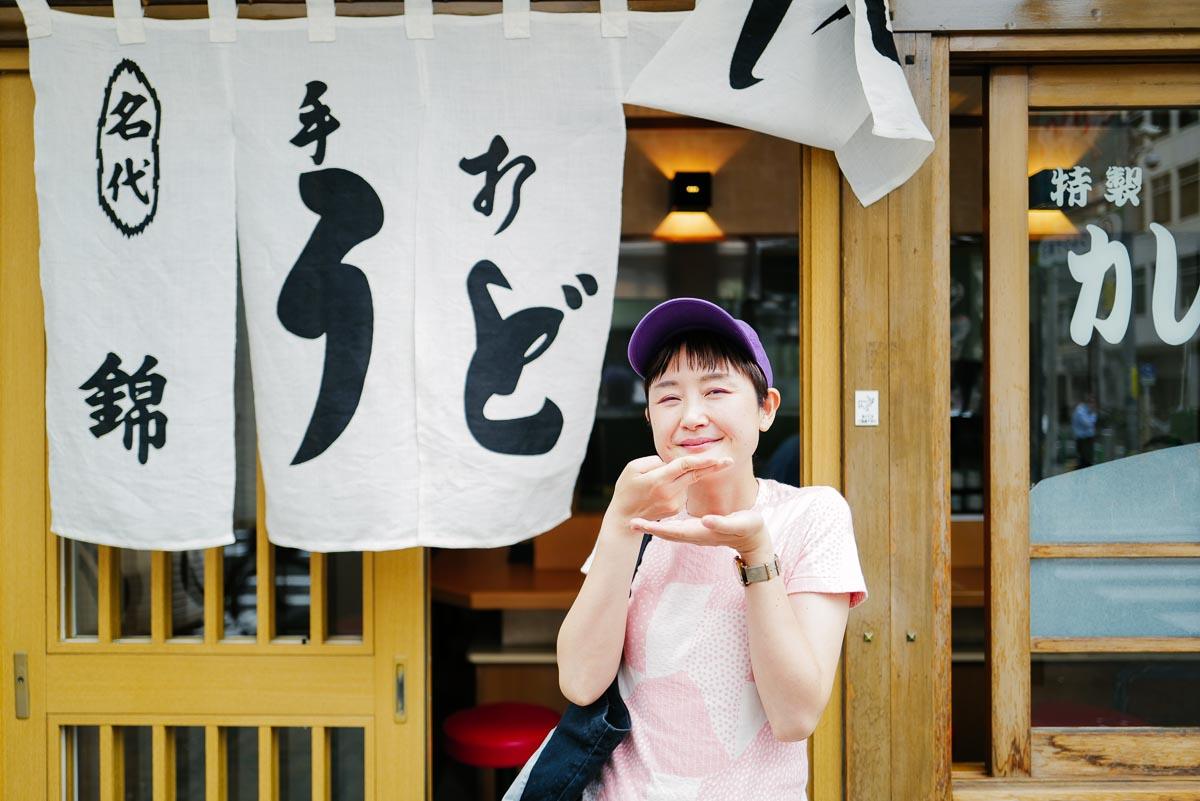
[855, 390, 879, 427]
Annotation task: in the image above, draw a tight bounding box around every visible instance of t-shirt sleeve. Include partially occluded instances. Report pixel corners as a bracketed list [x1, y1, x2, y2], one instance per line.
[779, 486, 868, 608]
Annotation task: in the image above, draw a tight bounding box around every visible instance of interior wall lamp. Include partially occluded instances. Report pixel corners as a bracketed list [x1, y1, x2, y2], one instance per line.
[1027, 168, 1057, 211]
[655, 170, 722, 243]
[1027, 167, 1080, 237]
[670, 171, 713, 212]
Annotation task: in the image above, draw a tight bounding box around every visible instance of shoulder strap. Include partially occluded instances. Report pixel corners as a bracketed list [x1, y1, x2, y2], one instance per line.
[633, 532, 652, 587]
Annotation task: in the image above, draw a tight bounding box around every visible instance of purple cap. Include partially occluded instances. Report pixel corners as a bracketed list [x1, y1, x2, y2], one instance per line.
[627, 298, 773, 387]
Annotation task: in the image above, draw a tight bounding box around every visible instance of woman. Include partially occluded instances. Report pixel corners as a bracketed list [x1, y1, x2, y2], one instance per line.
[509, 298, 868, 800]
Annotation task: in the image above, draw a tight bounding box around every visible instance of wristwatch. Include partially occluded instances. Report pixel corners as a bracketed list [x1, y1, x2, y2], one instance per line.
[734, 553, 781, 586]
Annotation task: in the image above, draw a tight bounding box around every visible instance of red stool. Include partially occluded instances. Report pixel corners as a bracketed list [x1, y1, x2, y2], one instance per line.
[443, 702, 559, 801]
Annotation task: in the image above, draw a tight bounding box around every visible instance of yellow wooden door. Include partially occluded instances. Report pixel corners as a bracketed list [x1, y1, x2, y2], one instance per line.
[0, 53, 427, 801]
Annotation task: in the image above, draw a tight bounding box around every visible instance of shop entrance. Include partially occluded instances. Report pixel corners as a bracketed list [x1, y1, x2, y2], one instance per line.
[0, 57, 427, 801]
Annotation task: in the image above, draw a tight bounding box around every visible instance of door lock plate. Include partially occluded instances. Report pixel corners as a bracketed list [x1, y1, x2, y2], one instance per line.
[13, 653, 29, 719]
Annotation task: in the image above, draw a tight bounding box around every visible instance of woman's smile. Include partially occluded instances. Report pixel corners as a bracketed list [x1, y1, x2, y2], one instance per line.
[678, 436, 724, 451]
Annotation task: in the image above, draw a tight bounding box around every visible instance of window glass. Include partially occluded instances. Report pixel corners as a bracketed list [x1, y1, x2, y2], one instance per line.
[1147, 110, 1172, 140]
[330, 727, 365, 801]
[948, 72, 987, 765]
[118, 549, 151, 638]
[118, 727, 153, 801]
[1031, 558, 1200, 637]
[173, 727, 205, 801]
[223, 528, 258, 638]
[1180, 160, 1199, 220]
[63, 726, 99, 801]
[171, 550, 205, 638]
[1151, 171, 1172, 223]
[1030, 442, 1198, 544]
[326, 552, 363, 638]
[1029, 109, 1200, 483]
[225, 727, 257, 801]
[1027, 108, 1200, 728]
[277, 727, 311, 801]
[1033, 655, 1200, 726]
[274, 547, 310, 638]
[63, 539, 98, 639]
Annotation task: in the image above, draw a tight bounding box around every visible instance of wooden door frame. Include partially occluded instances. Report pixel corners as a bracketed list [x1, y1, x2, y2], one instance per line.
[964, 62, 1200, 800]
[0, 47, 48, 800]
[892, 0, 1200, 34]
[800, 144, 847, 801]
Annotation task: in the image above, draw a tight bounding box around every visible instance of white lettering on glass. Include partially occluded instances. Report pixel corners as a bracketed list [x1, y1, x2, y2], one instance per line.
[1052, 166, 1092, 208]
[1068, 225, 1131, 346]
[1103, 166, 1142, 208]
[1148, 223, 1200, 346]
[1068, 223, 1200, 347]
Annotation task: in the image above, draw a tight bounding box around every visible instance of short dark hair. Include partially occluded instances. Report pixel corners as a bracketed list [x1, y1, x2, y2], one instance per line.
[642, 329, 769, 407]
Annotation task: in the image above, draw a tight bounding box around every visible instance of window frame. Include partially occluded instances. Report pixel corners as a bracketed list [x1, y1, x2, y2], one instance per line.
[985, 64, 1200, 782]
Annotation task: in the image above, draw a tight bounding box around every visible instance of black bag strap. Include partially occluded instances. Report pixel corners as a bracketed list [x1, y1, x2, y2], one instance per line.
[631, 532, 652, 587]
[519, 533, 653, 801]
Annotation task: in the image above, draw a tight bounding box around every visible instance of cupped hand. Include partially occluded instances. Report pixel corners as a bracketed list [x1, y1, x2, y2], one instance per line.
[629, 508, 771, 559]
[609, 454, 734, 523]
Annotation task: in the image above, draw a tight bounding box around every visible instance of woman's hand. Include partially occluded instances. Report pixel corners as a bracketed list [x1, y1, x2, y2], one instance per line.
[608, 454, 733, 523]
[629, 509, 773, 562]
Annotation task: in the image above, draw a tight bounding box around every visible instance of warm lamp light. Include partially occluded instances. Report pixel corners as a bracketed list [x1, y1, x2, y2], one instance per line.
[1028, 123, 1101, 177]
[1027, 169, 1080, 237]
[653, 211, 724, 243]
[1028, 209, 1079, 238]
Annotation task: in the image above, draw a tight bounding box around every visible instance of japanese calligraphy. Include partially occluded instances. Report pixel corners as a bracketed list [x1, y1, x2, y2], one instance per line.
[1051, 166, 1092, 208]
[730, 0, 795, 90]
[282, 83, 380, 465]
[458, 135, 599, 454]
[279, 168, 382, 466]
[459, 135, 536, 235]
[105, 91, 153, 140]
[80, 352, 167, 465]
[730, 0, 897, 91]
[1067, 223, 1200, 347]
[1103, 166, 1142, 208]
[464, 263, 599, 455]
[97, 59, 160, 236]
[1067, 225, 1131, 346]
[862, 0, 902, 65]
[1146, 223, 1200, 346]
[812, 4, 851, 36]
[290, 81, 340, 166]
[106, 157, 150, 205]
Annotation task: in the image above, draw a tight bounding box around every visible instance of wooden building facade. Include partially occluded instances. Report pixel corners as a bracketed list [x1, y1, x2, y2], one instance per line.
[2, 1, 1198, 799]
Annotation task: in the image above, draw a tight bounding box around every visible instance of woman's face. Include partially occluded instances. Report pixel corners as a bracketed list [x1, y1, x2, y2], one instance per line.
[646, 348, 778, 471]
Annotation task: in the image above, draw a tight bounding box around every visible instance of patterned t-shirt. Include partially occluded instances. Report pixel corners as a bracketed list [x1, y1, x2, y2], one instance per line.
[577, 479, 868, 801]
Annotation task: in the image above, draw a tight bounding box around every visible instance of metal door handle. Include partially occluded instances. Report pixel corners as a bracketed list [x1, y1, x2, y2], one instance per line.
[13, 653, 29, 719]
[394, 658, 407, 723]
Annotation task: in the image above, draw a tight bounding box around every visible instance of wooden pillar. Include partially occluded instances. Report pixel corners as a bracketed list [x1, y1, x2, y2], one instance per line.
[842, 34, 952, 801]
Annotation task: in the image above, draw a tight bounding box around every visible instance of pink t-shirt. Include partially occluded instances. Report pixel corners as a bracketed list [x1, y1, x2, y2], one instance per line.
[578, 479, 868, 801]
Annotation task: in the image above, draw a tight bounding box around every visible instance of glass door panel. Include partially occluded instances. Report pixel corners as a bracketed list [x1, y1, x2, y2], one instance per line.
[57, 723, 370, 801]
[1026, 106, 1200, 728]
[986, 68, 1200, 779]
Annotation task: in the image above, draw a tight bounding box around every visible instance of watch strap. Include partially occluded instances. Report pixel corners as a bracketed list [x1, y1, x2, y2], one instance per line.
[735, 553, 781, 586]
